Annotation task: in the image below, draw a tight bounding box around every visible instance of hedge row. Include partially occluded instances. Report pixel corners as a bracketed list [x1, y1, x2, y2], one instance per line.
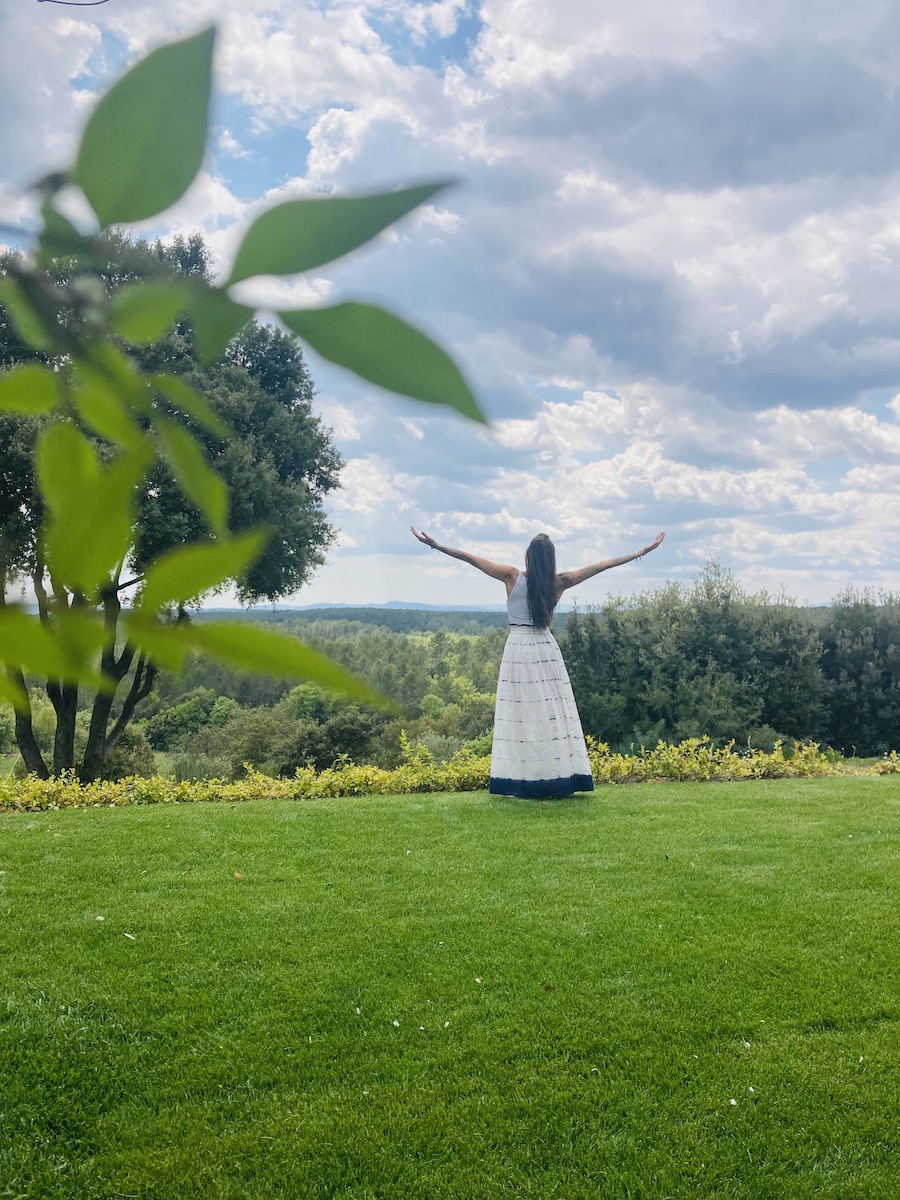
[2, 738, 893, 814]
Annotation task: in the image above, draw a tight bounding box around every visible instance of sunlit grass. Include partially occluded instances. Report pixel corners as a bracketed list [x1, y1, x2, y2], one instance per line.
[1, 778, 898, 1198]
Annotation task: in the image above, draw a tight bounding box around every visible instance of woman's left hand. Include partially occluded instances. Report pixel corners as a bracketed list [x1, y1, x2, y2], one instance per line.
[410, 526, 437, 548]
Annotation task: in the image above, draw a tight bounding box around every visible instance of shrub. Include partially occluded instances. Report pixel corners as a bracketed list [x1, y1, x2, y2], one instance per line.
[0, 737, 851, 814]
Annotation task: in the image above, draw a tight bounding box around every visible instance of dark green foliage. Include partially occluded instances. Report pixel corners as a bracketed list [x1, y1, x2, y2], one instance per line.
[819, 588, 900, 756]
[0, 708, 14, 754]
[98, 724, 155, 780]
[266, 706, 390, 775]
[133, 320, 342, 601]
[142, 687, 218, 750]
[560, 564, 827, 750]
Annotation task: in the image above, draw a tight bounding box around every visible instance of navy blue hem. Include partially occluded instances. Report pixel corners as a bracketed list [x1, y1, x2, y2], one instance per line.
[490, 774, 595, 799]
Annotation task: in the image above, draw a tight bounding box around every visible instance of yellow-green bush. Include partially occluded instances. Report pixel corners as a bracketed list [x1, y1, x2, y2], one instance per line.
[585, 736, 836, 783]
[874, 750, 900, 774]
[0, 736, 850, 814]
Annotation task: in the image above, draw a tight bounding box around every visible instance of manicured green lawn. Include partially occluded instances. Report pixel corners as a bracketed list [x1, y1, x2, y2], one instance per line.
[1, 778, 898, 1198]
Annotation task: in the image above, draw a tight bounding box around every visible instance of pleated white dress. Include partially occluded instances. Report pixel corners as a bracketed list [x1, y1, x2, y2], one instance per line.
[490, 572, 594, 799]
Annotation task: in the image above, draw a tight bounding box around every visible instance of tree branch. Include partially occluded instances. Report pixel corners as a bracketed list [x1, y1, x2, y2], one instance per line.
[32, 563, 50, 625]
[105, 655, 156, 754]
[115, 576, 144, 593]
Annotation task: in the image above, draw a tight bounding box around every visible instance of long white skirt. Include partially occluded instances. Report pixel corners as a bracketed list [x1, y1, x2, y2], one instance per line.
[490, 626, 594, 799]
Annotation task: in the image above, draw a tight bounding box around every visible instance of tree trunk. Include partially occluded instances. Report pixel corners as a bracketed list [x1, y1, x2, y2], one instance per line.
[8, 667, 49, 779]
[0, 584, 49, 778]
[51, 682, 79, 775]
[80, 589, 130, 782]
[82, 689, 116, 781]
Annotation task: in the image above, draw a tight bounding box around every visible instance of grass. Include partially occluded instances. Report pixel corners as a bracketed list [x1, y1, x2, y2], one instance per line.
[1, 778, 898, 1199]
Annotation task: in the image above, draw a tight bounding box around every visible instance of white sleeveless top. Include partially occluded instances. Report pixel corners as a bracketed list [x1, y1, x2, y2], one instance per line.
[506, 571, 533, 626]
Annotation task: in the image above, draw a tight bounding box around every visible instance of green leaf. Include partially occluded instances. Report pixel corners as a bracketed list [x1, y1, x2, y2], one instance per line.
[187, 285, 253, 366]
[108, 283, 186, 345]
[140, 530, 268, 613]
[279, 302, 486, 423]
[37, 424, 150, 593]
[37, 422, 99, 518]
[186, 622, 394, 710]
[151, 373, 229, 438]
[155, 416, 228, 534]
[0, 276, 52, 351]
[0, 607, 108, 688]
[0, 672, 27, 709]
[36, 205, 91, 266]
[81, 342, 153, 413]
[72, 364, 146, 449]
[122, 614, 192, 673]
[0, 364, 59, 414]
[72, 27, 215, 227]
[227, 182, 451, 285]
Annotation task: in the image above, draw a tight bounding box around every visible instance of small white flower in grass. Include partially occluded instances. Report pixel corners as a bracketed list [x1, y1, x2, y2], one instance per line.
[744, 1041, 751, 1049]
[355, 1007, 361, 1015]
[475, 977, 482, 984]
[406, 850, 411, 855]
[730, 1099, 737, 1106]
[749, 1087, 755, 1093]
[96, 916, 104, 921]
[393, 1020, 400, 1027]
[420, 1026, 425, 1031]
[444, 1021, 450, 1028]
[859, 1056, 864, 1062]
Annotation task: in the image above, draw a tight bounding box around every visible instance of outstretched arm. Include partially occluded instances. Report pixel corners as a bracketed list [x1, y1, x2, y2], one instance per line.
[410, 527, 518, 587]
[557, 531, 665, 593]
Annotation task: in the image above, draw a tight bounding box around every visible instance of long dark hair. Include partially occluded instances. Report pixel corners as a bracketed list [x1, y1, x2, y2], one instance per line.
[525, 534, 557, 628]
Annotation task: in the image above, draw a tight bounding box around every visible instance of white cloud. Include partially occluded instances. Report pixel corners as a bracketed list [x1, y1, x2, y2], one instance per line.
[217, 128, 253, 159]
[403, 1, 469, 41]
[332, 455, 418, 513]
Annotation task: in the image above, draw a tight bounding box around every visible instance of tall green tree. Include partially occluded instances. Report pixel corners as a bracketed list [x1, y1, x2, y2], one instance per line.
[819, 588, 900, 756]
[0, 237, 343, 779]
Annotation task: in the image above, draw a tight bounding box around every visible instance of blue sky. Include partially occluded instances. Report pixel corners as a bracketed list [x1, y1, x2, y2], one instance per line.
[2, 0, 900, 608]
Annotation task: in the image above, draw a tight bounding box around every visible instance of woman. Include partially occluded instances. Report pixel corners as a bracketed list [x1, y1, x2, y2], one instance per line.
[410, 527, 665, 798]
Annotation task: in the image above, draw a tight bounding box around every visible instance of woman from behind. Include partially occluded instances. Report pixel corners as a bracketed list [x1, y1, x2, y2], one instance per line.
[410, 526, 665, 798]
